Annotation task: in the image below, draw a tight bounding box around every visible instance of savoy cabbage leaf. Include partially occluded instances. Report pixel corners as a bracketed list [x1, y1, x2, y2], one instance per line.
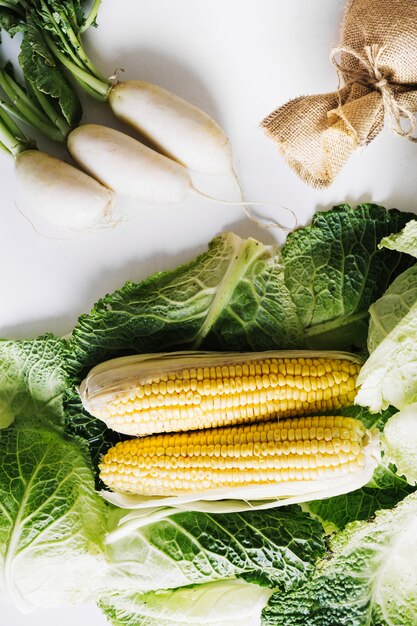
[100, 579, 274, 626]
[69, 233, 303, 376]
[379, 219, 417, 257]
[356, 299, 417, 411]
[307, 466, 413, 530]
[104, 506, 325, 593]
[383, 404, 417, 486]
[69, 205, 413, 378]
[0, 335, 69, 429]
[99, 506, 325, 625]
[0, 424, 108, 612]
[284, 203, 414, 347]
[262, 491, 417, 626]
[368, 265, 417, 352]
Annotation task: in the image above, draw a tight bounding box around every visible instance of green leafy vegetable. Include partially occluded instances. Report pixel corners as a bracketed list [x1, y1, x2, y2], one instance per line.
[69, 232, 250, 372]
[356, 299, 417, 411]
[0, 3, 81, 139]
[307, 464, 414, 530]
[100, 579, 274, 626]
[100, 504, 325, 625]
[262, 491, 417, 626]
[69, 233, 303, 376]
[283, 203, 413, 347]
[19, 20, 82, 128]
[357, 220, 417, 412]
[0, 335, 68, 429]
[0, 424, 108, 612]
[383, 404, 417, 486]
[206, 240, 303, 352]
[70, 205, 412, 378]
[24, 0, 110, 100]
[368, 265, 417, 351]
[105, 507, 325, 592]
[379, 219, 417, 256]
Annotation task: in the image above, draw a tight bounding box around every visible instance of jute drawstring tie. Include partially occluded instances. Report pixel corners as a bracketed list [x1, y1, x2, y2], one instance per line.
[330, 44, 417, 143]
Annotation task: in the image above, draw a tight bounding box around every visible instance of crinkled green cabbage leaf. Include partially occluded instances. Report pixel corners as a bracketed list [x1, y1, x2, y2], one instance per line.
[69, 232, 303, 375]
[262, 491, 417, 626]
[379, 219, 417, 257]
[0, 335, 69, 429]
[100, 579, 274, 626]
[70, 204, 413, 377]
[105, 506, 325, 593]
[0, 424, 108, 613]
[282, 203, 412, 347]
[307, 462, 414, 530]
[356, 293, 417, 411]
[99, 506, 325, 625]
[357, 220, 417, 411]
[368, 265, 417, 352]
[383, 403, 417, 486]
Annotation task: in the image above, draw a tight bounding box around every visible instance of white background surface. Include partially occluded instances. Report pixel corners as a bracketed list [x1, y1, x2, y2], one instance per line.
[1, 0, 417, 624]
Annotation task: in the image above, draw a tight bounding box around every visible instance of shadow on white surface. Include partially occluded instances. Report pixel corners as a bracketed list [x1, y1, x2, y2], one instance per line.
[0, 213, 281, 341]
[103, 46, 223, 120]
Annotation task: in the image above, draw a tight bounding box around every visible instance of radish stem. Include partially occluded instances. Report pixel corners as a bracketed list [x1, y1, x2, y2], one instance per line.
[26, 81, 71, 138]
[0, 70, 49, 124]
[0, 68, 70, 142]
[44, 34, 110, 101]
[80, 0, 102, 34]
[0, 106, 29, 156]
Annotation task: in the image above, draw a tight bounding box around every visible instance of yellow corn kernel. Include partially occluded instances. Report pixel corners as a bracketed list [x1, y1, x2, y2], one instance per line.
[99, 415, 368, 496]
[80, 351, 362, 437]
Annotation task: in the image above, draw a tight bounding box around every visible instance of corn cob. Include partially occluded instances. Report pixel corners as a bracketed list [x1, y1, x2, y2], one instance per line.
[99, 415, 376, 497]
[79, 350, 362, 437]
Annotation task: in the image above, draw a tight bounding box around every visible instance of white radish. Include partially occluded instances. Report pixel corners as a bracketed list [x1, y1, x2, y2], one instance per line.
[109, 80, 233, 176]
[15, 150, 115, 230]
[67, 124, 296, 232]
[67, 124, 193, 203]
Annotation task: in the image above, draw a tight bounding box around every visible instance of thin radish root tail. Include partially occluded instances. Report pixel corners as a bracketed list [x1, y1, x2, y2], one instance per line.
[194, 181, 298, 233]
[242, 204, 297, 233]
[229, 168, 298, 232]
[15, 199, 124, 240]
[230, 168, 245, 201]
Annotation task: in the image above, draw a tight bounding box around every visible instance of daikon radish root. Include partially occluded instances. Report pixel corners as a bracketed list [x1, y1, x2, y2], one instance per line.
[15, 150, 115, 230]
[67, 124, 296, 231]
[109, 81, 233, 176]
[67, 124, 191, 204]
[0, 58, 115, 232]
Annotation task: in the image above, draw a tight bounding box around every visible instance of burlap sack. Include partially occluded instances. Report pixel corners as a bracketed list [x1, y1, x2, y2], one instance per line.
[262, 0, 417, 188]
